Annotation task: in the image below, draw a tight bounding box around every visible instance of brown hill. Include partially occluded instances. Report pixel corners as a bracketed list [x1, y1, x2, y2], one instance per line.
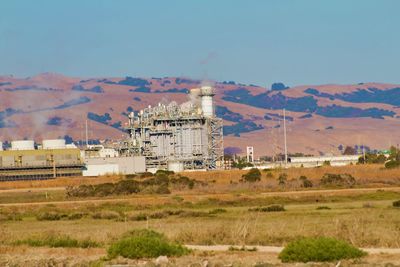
[0, 73, 399, 157]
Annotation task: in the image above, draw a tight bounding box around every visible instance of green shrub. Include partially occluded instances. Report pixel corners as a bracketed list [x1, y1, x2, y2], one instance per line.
[66, 184, 95, 197]
[170, 175, 197, 189]
[393, 200, 400, 207]
[94, 183, 115, 197]
[278, 173, 287, 186]
[0, 213, 23, 221]
[125, 174, 137, 179]
[155, 184, 171, 194]
[129, 213, 148, 221]
[299, 176, 313, 188]
[36, 212, 64, 221]
[385, 160, 400, 169]
[139, 172, 154, 178]
[228, 246, 257, 252]
[164, 209, 185, 216]
[92, 210, 120, 220]
[242, 168, 261, 182]
[316, 206, 331, 210]
[149, 211, 168, 219]
[107, 229, 189, 259]
[278, 237, 367, 263]
[172, 195, 184, 202]
[320, 173, 356, 187]
[178, 210, 211, 217]
[155, 170, 175, 176]
[68, 213, 85, 220]
[249, 205, 285, 212]
[266, 172, 274, 179]
[208, 208, 227, 214]
[13, 234, 99, 248]
[322, 160, 331, 166]
[358, 153, 386, 164]
[114, 180, 140, 195]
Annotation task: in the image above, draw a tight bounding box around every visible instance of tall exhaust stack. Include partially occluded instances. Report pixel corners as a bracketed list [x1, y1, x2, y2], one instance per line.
[200, 86, 215, 117]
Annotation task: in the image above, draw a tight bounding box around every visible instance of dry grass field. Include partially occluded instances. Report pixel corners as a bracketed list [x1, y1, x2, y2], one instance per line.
[1, 164, 400, 266]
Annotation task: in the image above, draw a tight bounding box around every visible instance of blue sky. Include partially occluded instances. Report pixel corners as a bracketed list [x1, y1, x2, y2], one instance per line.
[0, 0, 399, 87]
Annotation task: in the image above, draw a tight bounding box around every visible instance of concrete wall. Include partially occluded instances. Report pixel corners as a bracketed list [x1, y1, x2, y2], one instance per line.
[83, 156, 146, 176]
[83, 164, 119, 177]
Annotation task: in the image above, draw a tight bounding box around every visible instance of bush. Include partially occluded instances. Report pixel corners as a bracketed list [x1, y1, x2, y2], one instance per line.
[92, 210, 120, 220]
[155, 170, 175, 176]
[265, 172, 274, 179]
[170, 175, 197, 189]
[93, 183, 115, 197]
[299, 176, 313, 188]
[393, 200, 400, 207]
[320, 173, 356, 187]
[242, 168, 261, 182]
[358, 153, 386, 164]
[278, 237, 367, 262]
[138, 172, 154, 178]
[208, 208, 227, 214]
[36, 212, 64, 221]
[107, 229, 189, 259]
[385, 160, 400, 169]
[129, 213, 148, 221]
[68, 213, 85, 220]
[249, 205, 285, 212]
[66, 184, 95, 197]
[125, 174, 137, 179]
[278, 173, 287, 186]
[113, 180, 140, 195]
[155, 184, 171, 194]
[13, 234, 99, 248]
[316, 206, 331, 210]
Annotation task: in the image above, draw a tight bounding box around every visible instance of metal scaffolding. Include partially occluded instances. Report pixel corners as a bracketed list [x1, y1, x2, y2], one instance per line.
[120, 87, 224, 171]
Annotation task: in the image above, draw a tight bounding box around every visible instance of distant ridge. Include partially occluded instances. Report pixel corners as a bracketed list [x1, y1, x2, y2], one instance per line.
[0, 73, 399, 156]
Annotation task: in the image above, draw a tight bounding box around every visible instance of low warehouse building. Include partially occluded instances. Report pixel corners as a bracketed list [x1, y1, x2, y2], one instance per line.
[83, 156, 146, 176]
[0, 139, 83, 181]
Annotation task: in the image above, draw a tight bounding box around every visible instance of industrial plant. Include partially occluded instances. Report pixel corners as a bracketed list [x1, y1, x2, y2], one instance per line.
[0, 139, 83, 181]
[0, 85, 224, 180]
[119, 86, 224, 172]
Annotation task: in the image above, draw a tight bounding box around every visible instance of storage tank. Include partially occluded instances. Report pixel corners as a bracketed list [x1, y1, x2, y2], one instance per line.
[0, 141, 3, 151]
[200, 86, 215, 117]
[42, 139, 66, 149]
[11, 140, 35, 151]
[167, 160, 184, 172]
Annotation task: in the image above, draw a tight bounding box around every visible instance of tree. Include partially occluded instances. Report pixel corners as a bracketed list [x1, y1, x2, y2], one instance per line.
[358, 153, 386, 164]
[299, 175, 313, 188]
[343, 146, 356, 155]
[385, 146, 400, 169]
[278, 173, 288, 187]
[242, 168, 261, 182]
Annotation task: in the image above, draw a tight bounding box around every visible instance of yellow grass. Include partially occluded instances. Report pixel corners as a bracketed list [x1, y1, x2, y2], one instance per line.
[184, 165, 400, 185]
[1, 164, 399, 191]
[0, 175, 123, 190]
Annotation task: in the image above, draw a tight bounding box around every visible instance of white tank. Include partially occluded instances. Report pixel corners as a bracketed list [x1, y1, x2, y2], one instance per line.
[167, 160, 184, 173]
[200, 86, 215, 117]
[0, 141, 3, 151]
[11, 140, 35, 151]
[42, 139, 66, 149]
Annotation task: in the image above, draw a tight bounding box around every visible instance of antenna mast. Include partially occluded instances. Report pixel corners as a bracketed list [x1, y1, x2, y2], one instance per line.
[283, 109, 288, 165]
[85, 119, 89, 148]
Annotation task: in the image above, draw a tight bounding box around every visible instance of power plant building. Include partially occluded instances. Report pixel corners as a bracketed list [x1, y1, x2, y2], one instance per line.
[0, 139, 83, 181]
[119, 86, 224, 171]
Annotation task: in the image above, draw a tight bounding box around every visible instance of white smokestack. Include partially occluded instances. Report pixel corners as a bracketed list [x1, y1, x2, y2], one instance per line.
[200, 86, 215, 117]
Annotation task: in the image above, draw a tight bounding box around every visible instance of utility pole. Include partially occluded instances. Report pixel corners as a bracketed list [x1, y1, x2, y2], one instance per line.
[85, 119, 89, 148]
[283, 109, 288, 166]
[363, 145, 366, 164]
